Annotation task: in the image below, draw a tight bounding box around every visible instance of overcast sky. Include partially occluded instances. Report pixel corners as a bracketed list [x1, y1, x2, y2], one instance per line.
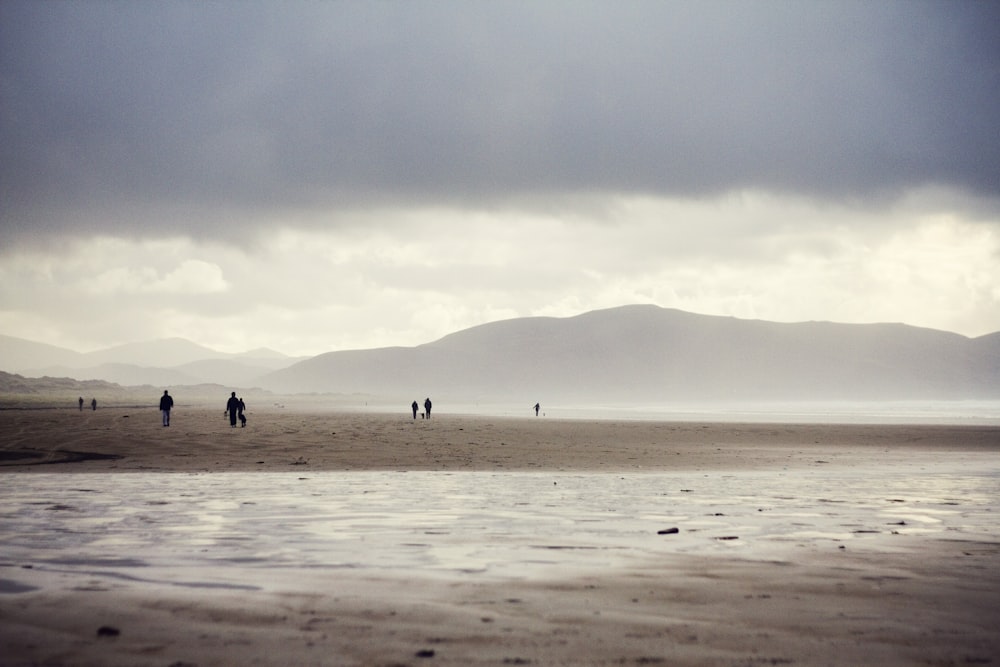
[2, 1, 999, 356]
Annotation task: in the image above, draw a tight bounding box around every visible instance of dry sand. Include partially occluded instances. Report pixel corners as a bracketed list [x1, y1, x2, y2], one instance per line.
[1, 407, 999, 666]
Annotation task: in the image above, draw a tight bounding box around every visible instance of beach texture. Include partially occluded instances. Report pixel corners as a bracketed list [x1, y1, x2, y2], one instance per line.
[1, 407, 999, 666]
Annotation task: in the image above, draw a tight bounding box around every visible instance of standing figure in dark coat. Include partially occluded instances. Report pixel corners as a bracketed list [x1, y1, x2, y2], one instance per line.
[534, 402, 540, 416]
[424, 397, 432, 419]
[411, 400, 419, 419]
[90, 398, 97, 411]
[225, 391, 240, 427]
[160, 390, 174, 427]
[78, 397, 84, 411]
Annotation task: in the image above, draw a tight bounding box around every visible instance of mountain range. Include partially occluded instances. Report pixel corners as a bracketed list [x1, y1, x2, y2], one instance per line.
[2, 305, 998, 404]
[0, 335, 305, 388]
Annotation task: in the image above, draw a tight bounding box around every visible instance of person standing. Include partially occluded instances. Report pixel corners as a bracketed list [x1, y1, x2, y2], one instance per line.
[225, 391, 240, 427]
[159, 390, 174, 427]
[534, 402, 540, 416]
[78, 397, 84, 411]
[411, 400, 419, 419]
[238, 397, 247, 427]
[91, 398, 97, 411]
[424, 397, 432, 419]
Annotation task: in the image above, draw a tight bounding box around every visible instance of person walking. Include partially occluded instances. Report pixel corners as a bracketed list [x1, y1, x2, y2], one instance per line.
[225, 392, 240, 428]
[90, 398, 97, 411]
[159, 390, 174, 427]
[411, 400, 419, 419]
[238, 397, 247, 427]
[424, 397, 432, 419]
[534, 402, 540, 416]
[78, 396, 84, 411]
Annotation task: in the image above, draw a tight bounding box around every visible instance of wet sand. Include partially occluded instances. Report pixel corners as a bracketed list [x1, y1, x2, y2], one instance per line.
[1, 407, 999, 666]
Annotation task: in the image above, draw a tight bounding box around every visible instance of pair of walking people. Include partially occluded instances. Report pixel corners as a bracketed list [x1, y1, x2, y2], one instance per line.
[411, 397, 432, 419]
[225, 392, 247, 427]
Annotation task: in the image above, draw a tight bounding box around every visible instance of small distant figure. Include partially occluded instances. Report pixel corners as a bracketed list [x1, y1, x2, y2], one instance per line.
[159, 390, 173, 427]
[424, 397, 432, 419]
[78, 396, 84, 411]
[411, 400, 419, 419]
[534, 402, 540, 417]
[238, 397, 247, 427]
[225, 391, 240, 428]
[91, 398, 97, 411]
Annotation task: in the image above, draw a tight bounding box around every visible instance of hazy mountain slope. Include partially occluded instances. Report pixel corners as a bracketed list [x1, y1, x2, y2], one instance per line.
[1, 335, 303, 386]
[23, 363, 203, 388]
[263, 305, 999, 401]
[82, 338, 225, 367]
[237, 348, 296, 362]
[174, 358, 281, 387]
[0, 335, 84, 373]
[4, 306, 997, 401]
[0, 335, 222, 373]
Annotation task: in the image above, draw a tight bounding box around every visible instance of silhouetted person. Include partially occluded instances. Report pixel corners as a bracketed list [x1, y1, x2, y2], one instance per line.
[411, 400, 419, 419]
[238, 397, 247, 427]
[160, 390, 173, 427]
[424, 397, 432, 419]
[225, 392, 240, 427]
[534, 402, 540, 416]
[91, 398, 97, 411]
[78, 396, 84, 411]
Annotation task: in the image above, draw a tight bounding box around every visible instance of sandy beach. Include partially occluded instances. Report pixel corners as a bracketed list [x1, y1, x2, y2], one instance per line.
[1, 407, 999, 666]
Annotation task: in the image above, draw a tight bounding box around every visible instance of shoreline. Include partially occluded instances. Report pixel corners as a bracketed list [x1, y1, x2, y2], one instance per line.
[3, 397, 1000, 425]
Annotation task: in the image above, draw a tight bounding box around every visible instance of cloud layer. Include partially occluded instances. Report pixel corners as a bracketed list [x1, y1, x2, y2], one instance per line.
[3, 1, 999, 244]
[1, 2, 998, 355]
[2, 194, 997, 355]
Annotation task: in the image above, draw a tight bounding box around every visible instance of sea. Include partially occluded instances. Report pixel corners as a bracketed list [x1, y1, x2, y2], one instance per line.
[430, 400, 1000, 425]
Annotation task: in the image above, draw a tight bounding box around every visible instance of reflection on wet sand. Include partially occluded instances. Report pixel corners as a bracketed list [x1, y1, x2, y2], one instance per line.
[4, 469, 997, 581]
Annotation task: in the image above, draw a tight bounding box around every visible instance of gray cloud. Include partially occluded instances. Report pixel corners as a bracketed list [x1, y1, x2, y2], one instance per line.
[2, 0, 999, 247]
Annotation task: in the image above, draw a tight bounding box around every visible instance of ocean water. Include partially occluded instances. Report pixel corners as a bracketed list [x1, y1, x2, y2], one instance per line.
[441, 400, 1000, 425]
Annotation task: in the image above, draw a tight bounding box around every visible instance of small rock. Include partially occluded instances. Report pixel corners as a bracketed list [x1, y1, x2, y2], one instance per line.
[657, 527, 679, 535]
[415, 649, 435, 658]
[96, 626, 120, 637]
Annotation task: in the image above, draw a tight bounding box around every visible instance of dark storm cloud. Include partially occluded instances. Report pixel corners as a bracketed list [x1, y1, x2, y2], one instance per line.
[2, 1, 999, 242]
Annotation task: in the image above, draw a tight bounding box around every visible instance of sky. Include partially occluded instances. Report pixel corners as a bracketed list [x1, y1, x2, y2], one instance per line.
[1, 1, 999, 357]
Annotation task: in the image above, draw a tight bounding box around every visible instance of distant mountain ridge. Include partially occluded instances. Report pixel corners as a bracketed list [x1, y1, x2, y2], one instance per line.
[262, 305, 1000, 402]
[0, 334, 305, 388]
[2, 306, 998, 402]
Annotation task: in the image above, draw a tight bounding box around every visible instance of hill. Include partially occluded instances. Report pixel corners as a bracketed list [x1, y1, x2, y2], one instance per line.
[0, 335, 303, 386]
[0, 335, 86, 371]
[4, 306, 998, 405]
[262, 305, 1000, 403]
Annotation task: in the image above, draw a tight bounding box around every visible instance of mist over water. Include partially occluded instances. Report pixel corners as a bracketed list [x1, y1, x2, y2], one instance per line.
[439, 400, 1000, 425]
